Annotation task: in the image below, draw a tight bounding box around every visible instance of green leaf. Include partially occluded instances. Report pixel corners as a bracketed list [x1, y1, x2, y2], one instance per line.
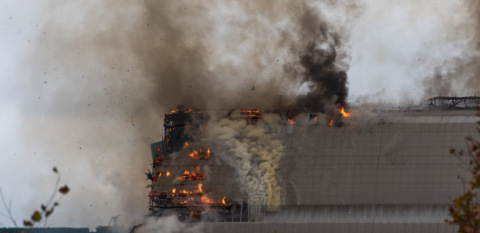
[59, 185, 70, 194]
[31, 211, 42, 222]
[23, 220, 33, 227]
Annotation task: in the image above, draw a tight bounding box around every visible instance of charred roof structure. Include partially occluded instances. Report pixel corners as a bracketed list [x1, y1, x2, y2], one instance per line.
[147, 105, 247, 221]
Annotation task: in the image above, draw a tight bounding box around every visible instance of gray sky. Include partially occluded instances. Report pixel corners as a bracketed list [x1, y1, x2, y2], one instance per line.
[0, 0, 478, 228]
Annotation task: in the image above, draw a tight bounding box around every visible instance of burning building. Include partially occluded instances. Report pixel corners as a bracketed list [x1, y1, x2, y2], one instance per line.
[146, 98, 479, 232]
[147, 105, 247, 221]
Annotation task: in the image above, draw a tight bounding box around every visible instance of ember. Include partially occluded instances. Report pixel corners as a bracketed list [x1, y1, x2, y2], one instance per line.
[240, 109, 261, 124]
[287, 118, 296, 125]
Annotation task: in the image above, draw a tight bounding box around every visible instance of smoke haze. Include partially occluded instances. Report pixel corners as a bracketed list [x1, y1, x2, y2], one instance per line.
[1, 0, 479, 228]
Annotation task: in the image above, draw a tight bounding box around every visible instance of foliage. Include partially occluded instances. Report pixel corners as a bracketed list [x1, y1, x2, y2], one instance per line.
[1, 167, 69, 227]
[448, 110, 480, 233]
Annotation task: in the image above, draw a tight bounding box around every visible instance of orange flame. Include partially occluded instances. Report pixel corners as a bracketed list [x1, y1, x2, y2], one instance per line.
[172, 188, 176, 197]
[201, 195, 215, 204]
[287, 118, 296, 125]
[328, 118, 333, 127]
[340, 107, 350, 118]
[189, 149, 211, 160]
[166, 171, 171, 177]
[177, 168, 206, 181]
[183, 142, 189, 148]
[222, 196, 226, 205]
[178, 183, 204, 196]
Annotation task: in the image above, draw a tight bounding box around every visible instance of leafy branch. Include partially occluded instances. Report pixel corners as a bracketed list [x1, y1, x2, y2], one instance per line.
[448, 110, 480, 233]
[0, 167, 70, 227]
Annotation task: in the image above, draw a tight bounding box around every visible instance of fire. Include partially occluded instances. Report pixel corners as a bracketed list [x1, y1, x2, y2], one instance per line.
[222, 196, 226, 205]
[169, 108, 196, 115]
[239, 109, 260, 118]
[328, 118, 333, 127]
[172, 188, 176, 197]
[178, 183, 204, 196]
[183, 142, 189, 148]
[177, 168, 206, 181]
[287, 118, 296, 125]
[166, 171, 171, 177]
[189, 149, 211, 160]
[158, 172, 162, 177]
[340, 107, 350, 118]
[201, 195, 214, 204]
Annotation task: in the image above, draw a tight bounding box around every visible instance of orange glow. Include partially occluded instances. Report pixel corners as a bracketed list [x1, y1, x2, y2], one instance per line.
[340, 107, 350, 118]
[166, 171, 171, 177]
[178, 183, 204, 196]
[158, 172, 162, 177]
[183, 142, 189, 148]
[177, 167, 206, 181]
[287, 118, 296, 125]
[169, 108, 197, 115]
[172, 188, 176, 197]
[201, 195, 214, 204]
[222, 197, 226, 205]
[189, 149, 211, 160]
[328, 118, 333, 127]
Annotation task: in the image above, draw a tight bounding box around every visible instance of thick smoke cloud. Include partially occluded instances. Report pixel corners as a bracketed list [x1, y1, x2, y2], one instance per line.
[130, 1, 357, 111]
[1, 0, 356, 228]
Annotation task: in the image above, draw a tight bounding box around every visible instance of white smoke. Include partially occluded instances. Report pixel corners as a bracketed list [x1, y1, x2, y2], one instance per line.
[136, 216, 203, 233]
[204, 115, 284, 220]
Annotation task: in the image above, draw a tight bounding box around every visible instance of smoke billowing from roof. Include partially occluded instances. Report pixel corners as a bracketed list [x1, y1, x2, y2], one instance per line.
[129, 1, 357, 112]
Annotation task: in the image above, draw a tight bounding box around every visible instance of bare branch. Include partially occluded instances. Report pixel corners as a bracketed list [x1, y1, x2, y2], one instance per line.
[0, 188, 18, 227]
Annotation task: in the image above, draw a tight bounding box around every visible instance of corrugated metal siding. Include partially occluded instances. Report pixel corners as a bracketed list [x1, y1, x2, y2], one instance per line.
[281, 122, 475, 205]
